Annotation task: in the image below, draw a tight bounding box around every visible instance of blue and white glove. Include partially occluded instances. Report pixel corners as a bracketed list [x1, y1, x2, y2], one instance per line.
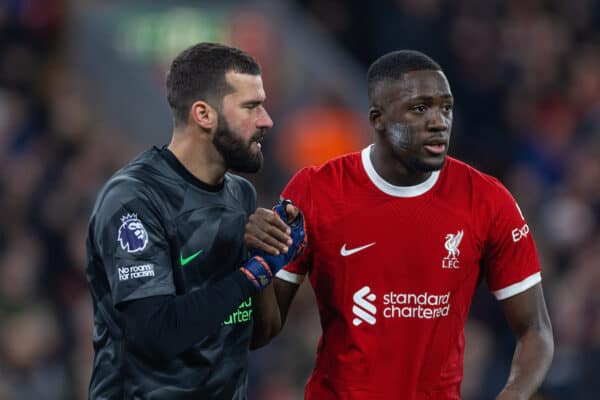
[240, 200, 307, 290]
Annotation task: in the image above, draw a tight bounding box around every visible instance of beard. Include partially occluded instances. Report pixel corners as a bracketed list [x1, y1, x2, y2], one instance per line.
[213, 114, 264, 173]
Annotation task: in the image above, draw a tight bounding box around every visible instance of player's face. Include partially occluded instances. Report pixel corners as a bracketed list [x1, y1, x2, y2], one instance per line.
[214, 71, 273, 173]
[374, 70, 453, 172]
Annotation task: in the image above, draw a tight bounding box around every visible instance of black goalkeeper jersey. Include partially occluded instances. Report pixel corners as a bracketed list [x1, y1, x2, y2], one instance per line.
[86, 147, 256, 399]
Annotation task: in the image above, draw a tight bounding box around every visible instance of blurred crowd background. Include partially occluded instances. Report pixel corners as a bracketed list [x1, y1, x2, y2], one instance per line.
[0, 0, 598, 399]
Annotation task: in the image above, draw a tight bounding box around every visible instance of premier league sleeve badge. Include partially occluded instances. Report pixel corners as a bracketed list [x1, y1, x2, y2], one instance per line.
[117, 213, 149, 253]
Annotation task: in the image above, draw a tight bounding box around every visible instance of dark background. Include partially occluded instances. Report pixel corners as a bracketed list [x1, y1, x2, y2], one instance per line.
[0, 0, 598, 398]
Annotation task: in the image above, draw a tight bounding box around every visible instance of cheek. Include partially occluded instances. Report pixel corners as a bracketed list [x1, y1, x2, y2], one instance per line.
[388, 122, 417, 149]
[234, 115, 256, 137]
[224, 117, 248, 139]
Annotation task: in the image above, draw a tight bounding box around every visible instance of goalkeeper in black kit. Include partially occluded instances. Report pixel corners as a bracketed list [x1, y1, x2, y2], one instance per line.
[85, 42, 305, 400]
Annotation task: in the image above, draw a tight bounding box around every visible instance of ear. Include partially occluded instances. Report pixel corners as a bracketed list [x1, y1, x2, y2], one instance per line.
[190, 100, 217, 130]
[369, 106, 385, 131]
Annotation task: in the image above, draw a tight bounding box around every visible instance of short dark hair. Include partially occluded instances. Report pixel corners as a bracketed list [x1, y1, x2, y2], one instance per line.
[166, 42, 261, 126]
[367, 50, 441, 100]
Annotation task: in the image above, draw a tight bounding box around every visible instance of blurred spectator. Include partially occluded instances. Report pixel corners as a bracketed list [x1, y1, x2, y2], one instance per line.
[0, 303, 67, 400]
[275, 94, 369, 174]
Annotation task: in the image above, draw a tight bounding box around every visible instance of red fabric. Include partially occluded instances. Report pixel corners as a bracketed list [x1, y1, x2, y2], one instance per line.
[279, 150, 541, 399]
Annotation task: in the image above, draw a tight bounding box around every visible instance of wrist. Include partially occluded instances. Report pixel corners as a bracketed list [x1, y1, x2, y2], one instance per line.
[240, 256, 273, 290]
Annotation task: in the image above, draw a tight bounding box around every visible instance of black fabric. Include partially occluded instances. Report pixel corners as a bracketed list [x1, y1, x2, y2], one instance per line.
[119, 271, 255, 361]
[158, 146, 225, 192]
[86, 147, 258, 400]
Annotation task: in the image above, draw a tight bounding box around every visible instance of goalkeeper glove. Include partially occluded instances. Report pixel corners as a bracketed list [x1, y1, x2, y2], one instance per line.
[240, 200, 307, 290]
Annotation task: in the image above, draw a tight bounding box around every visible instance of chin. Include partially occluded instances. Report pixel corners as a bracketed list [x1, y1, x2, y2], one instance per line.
[413, 155, 446, 172]
[231, 155, 263, 173]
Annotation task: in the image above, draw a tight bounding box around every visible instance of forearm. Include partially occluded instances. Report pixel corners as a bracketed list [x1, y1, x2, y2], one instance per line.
[497, 326, 554, 400]
[250, 284, 282, 349]
[121, 270, 257, 360]
[243, 201, 306, 348]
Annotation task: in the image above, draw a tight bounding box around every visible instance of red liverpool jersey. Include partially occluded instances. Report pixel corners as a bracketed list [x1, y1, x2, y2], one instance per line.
[276, 145, 541, 400]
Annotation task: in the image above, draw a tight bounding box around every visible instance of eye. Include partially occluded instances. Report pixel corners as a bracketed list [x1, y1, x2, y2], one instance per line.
[412, 105, 427, 113]
[443, 104, 453, 113]
[242, 101, 263, 110]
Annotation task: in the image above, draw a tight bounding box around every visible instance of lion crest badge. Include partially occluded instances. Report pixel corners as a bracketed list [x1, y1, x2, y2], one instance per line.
[117, 213, 149, 253]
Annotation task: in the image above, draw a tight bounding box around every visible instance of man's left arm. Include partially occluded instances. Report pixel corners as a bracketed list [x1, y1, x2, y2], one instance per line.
[496, 283, 554, 400]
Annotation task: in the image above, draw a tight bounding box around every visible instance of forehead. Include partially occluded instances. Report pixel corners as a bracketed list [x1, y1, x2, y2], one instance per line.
[376, 70, 452, 102]
[223, 71, 266, 101]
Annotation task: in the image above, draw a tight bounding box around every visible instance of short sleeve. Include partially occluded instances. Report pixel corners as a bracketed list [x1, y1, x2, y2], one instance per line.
[275, 167, 315, 284]
[483, 179, 541, 300]
[93, 181, 176, 305]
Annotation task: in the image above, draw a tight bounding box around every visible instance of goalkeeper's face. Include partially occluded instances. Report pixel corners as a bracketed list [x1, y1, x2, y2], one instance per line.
[214, 72, 273, 173]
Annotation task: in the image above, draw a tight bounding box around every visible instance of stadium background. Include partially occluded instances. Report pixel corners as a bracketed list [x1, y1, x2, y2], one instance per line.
[0, 0, 599, 398]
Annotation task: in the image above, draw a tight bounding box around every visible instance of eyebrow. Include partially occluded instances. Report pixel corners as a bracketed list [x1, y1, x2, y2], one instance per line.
[409, 94, 454, 102]
[240, 98, 265, 106]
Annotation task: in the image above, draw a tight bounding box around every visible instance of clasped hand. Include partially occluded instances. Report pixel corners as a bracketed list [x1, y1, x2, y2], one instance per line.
[241, 200, 307, 290]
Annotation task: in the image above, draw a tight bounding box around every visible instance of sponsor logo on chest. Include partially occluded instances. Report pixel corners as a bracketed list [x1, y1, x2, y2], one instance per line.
[352, 286, 452, 326]
[347, 228, 468, 327]
[352, 286, 377, 326]
[223, 298, 253, 326]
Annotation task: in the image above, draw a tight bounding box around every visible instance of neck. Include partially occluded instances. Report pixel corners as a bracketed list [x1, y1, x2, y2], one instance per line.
[167, 126, 226, 185]
[370, 141, 432, 186]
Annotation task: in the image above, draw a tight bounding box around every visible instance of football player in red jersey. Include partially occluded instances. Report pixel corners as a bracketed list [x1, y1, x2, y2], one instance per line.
[246, 50, 553, 400]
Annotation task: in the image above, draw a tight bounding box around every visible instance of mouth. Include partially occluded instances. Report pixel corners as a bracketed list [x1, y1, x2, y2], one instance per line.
[251, 134, 264, 150]
[423, 139, 447, 156]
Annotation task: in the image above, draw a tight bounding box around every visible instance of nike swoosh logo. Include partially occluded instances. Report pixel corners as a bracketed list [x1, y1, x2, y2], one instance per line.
[340, 242, 376, 256]
[180, 249, 203, 266]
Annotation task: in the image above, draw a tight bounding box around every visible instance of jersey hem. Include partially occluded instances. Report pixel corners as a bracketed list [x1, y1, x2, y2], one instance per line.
[492, 272, 541, 300]
[275, 269, 305, 284]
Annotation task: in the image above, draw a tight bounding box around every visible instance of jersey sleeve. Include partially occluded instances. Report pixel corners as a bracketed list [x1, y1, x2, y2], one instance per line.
[93, 180, 175, 305]
[275, 167, 315, 285]
[483, 178, 541, 300]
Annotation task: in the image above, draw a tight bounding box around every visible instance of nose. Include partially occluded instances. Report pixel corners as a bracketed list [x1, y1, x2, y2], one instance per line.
[427, 109, 449, 132]
[257, 107, 274, 129]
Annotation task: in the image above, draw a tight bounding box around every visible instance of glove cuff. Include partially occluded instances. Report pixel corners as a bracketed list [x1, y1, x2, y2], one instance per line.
[240, 256, 273, 290]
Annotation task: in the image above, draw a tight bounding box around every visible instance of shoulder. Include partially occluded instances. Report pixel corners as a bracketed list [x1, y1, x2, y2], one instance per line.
[444, 157, 510, 196]
[282, 151, 361, 218]
[442, 157, 518, 222]
[226, 173, 255, 192]
[92, 152, 165, 218]
[225, 173, 257, 211]
[225, 174, 256, 199]
[288, 151, 361, 188]
[316, 150, 362, 178]
[89, 160, 170, 251]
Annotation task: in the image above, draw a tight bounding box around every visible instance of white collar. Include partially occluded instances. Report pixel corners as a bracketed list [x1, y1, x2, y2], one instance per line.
[361, 144, 440, 197]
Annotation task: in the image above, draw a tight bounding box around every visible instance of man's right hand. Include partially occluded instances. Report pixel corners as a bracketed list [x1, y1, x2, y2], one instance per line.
[245, 206, 293, 256]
